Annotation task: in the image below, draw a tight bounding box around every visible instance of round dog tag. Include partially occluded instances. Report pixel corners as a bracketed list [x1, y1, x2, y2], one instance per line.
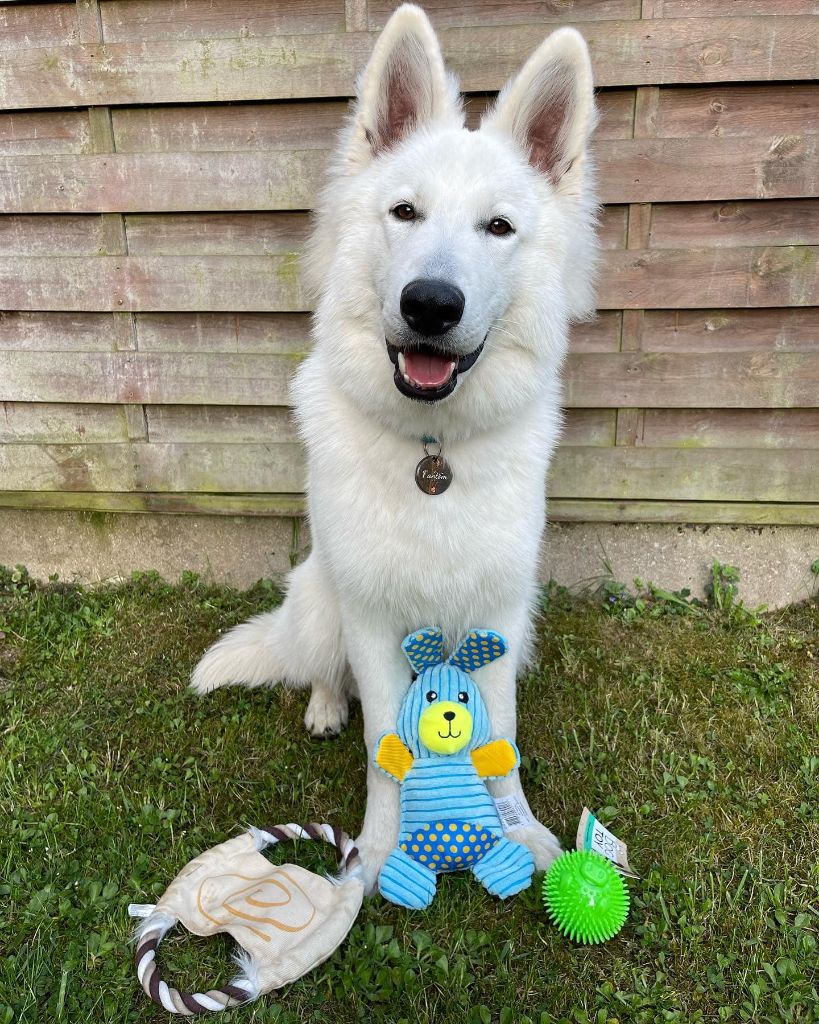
[415, 455, 452, 495]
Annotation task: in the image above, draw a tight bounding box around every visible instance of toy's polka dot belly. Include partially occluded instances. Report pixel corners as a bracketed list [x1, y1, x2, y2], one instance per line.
[399, 821, 500, 871]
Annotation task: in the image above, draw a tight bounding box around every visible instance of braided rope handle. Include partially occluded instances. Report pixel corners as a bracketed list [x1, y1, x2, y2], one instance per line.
[134, 823, 360, 1016]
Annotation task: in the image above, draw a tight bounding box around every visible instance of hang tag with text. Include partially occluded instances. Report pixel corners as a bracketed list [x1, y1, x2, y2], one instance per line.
[493, 794, 535, 833]
[576, 807, 640, 878]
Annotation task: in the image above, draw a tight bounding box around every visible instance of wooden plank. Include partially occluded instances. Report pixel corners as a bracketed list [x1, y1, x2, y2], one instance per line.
[0, 351, 301, 404]
[4, 245, 814, 311]
[0, 401, 128, 443]
[641, 409, 819, 449]
[0, 214, 105, 255]
[0, 3, 78, 51]
[0, 110, 90, 156]
[100, 0, 346, 42]
[653, 1, 818, 17]
[653, 84, 819, 138]
[135, 312, 309, 353]
[2, 489, 817, 526]
[0, 151, 319, 213]
[0, 441, 304, 493]
[0, 311, 123, 351]
[5, 348, 817, 409]
[136, 209, 624, 255]
[569, 312, 622, 354]
[137, 309, 618, 358]
[547, 447, 819, 502]
[548, 499, 819, 526]
[109, 92, 636, 153]
[565, 352, 819, 408]
[2, 245, 815, 311]
[2, 310, 310, 355]
[0, 489, 305, 517]
[111, 101, 348, 153]
[146, 405, 299, 444]
[2, 441, 816, 502]
[124, 212, 311, 256]
[1, 18, 816, 110]
[595, 135, 819, 204]
[649, 199, 819, 249]
[598, 246, 819, 309]
[641, 308, 819, 352]
[369, 0, 642, 29]
[5, 133, 816, 213]
[0, 254, 307, 311]
[345, 0, 367, 33]
[111, 87, 815, 153]
[561, 409, 616, 447]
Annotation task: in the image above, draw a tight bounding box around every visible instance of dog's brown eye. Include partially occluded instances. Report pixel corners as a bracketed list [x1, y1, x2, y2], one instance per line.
[391, 203, 416, 222]
[426, 690, 437, 703]
[488, 217, 513, 236]
[458, 691, 469, 704]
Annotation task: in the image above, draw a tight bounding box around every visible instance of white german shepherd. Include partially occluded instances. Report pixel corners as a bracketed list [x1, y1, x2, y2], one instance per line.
[192, 4, 598, 890]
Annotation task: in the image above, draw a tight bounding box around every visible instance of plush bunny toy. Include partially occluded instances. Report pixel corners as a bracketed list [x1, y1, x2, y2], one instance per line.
[374, 628, 535, 909]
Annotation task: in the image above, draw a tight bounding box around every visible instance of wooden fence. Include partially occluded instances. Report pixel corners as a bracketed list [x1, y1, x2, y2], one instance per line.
[1, 1, 817, 527]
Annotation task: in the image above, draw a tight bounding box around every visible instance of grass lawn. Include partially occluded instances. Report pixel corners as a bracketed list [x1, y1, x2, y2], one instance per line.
[0, 564, 817, 1024]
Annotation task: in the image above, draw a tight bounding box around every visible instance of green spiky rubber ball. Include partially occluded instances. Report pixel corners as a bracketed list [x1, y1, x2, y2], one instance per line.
[542, 851, 629, 944]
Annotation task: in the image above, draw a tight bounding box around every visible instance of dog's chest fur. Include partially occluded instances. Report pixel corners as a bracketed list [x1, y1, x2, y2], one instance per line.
[295, 361, 557, 631]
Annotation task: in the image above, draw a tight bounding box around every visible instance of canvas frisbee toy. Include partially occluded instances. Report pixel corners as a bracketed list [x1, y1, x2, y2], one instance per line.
[374, 627, 535, 908]
[130, 823, 364, 1015]
[542, 849, 629, 944]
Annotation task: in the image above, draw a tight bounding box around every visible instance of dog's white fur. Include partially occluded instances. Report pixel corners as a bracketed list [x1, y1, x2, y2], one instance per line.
[192, 4, 598, 890]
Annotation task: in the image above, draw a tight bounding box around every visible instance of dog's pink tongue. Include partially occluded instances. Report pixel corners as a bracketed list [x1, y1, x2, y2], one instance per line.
[404, 350, 453, 388]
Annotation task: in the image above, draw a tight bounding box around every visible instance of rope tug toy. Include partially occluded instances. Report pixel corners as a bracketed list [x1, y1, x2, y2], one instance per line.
[131, 822, 362, 1015]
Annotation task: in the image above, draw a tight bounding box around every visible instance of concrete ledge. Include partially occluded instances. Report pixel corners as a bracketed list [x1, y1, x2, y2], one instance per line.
[2, 510, 817, 608]
[0, 509, 305, 585]
[545, 521, 819, 610]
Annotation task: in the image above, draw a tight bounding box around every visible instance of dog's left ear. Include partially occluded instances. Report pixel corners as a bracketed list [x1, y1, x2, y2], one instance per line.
[347, 3, 462, 167]
[449, 630, 507, 673]
[481, 27, 595, 195]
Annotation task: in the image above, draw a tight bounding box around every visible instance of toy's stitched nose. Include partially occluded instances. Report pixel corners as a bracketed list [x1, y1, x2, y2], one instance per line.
[443, 711, 456, 721]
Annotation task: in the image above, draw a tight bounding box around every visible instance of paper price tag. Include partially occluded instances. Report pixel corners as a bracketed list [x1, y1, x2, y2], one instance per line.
[493, 794, 534, 833]
[576, 807, 640, 878]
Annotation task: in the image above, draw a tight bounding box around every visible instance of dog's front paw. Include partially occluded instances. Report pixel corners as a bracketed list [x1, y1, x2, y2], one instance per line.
[304, 687, 349, 738]
[505, 820, 563, 870]
[352, 837, 394, 895]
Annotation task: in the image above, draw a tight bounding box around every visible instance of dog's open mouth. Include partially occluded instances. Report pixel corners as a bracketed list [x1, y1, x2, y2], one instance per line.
[386, 341, 484, 402]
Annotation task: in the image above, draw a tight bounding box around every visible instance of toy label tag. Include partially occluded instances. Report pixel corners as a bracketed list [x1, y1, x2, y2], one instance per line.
[577, 808, 640, 878]
[128, 903, 156, 918]
[493, 794, 534, 833]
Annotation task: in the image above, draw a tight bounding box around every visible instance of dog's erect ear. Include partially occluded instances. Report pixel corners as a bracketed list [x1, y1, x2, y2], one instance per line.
[402, 627, 445, 673]
[347, 4, 461, 167]
[449, 630, 507, 673]
[481, 27, 595, 193]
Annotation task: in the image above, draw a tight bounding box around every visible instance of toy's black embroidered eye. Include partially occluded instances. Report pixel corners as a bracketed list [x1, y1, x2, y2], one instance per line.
[458, 691, 469, 704]
[425, 690, 438, 703]
[488, 217, 514, 236]
[391, 202, 416, 222]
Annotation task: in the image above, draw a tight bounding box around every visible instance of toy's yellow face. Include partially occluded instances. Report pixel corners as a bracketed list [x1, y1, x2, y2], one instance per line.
[418, 700, 473, 754]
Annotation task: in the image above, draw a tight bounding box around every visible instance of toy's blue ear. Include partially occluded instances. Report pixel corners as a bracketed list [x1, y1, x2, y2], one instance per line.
[449, 630, 507, 672]
[402, 627, 445, 673]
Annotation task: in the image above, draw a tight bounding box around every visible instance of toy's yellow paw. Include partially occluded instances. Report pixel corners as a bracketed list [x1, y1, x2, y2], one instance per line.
[471, 739, 519, 779]
[375, 733, 414, 781]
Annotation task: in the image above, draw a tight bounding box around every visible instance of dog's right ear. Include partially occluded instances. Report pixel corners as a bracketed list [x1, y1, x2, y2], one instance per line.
[481, 27, 595, 196]
[346, 4, 461, 168]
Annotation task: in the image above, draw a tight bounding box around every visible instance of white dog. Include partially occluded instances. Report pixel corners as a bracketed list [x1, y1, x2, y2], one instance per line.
[192, 3, 598, 890]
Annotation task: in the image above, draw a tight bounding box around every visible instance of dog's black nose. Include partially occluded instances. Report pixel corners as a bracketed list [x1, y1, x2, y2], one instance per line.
[443, 710, 456, 721]
[400, 279, 465, 336]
